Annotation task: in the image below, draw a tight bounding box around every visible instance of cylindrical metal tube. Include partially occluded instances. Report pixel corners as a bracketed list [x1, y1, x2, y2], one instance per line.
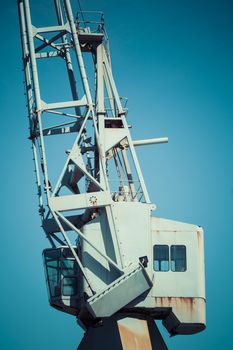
[133, 137, 168, 146]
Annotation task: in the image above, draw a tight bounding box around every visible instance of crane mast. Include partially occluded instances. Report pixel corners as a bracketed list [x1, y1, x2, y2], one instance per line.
[18, 1, 206, 349]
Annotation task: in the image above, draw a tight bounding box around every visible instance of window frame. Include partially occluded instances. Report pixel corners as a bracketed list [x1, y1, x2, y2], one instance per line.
[153, 244, 187, 272]
[170, 245, 187, 272]
[153, 244, 169, 272]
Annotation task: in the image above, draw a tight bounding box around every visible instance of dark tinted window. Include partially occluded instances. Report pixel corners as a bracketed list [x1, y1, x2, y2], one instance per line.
[62, 277, 77, 296]
[61, 259, 75, 276]
[171, 245, 186, 272]
[47, 260, 60, 297]
[153, 245, 169, 271]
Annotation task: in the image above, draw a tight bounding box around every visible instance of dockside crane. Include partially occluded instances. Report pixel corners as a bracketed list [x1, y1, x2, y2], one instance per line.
[18, 1, 206, 348]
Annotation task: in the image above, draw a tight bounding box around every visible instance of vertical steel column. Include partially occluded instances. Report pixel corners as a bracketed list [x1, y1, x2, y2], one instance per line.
[18, 0, 44, 216]
[96, 43, 106, 187]
[63, 0, 93, 107]
[23, 0, 51, 199]
[54, 0, 81, 117]
[96, 44, 105, 114]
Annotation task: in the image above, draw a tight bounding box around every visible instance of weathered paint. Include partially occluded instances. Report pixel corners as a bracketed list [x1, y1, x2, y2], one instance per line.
[149, 217, 206, 333]
[118, 318, 153, 350]
[197, 229, 202, 251]
[154, 297, 205, 323]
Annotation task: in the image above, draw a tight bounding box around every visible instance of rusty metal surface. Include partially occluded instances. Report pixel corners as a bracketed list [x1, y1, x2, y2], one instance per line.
[154, 297, 205, 323]
[118, 318, 153, 350]
[78, 316, 168, 350]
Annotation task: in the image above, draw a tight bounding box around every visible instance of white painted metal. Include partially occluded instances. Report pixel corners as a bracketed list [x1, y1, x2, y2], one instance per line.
[18, 0, 206, 343]
[151, 218, 205, 298]
[133, 137, 168, 146]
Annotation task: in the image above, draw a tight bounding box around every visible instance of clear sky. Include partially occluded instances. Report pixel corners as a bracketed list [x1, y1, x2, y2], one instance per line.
[0, 0, 233, 349]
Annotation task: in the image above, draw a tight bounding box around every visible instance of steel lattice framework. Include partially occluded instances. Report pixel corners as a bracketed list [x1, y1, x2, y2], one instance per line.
[18, 0, 167, 292]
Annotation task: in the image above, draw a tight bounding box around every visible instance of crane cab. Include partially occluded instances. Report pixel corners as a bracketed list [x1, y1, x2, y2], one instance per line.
[43, 204, 205, 336]
[43, 247, 81, 315]
[140, 216, 206, 336]
[80, 203, 206, 335]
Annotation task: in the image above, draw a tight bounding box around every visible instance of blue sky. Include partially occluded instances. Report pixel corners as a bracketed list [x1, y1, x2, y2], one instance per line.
[0, 0, 233, 349]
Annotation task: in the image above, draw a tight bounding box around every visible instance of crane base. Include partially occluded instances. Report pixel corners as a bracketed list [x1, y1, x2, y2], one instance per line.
[77, 315, 168, 350]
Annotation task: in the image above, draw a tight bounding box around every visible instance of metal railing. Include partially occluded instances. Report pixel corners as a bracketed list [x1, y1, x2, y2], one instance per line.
[76, 11, 104, 33]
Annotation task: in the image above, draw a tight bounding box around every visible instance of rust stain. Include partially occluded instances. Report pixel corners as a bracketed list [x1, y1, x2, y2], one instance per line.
[197, 230, 202, 252]
[154, 297, 196, 319]
[153, 297, 205, 334]
[155, 296, 195, 306]
[118, 319, 153, 350]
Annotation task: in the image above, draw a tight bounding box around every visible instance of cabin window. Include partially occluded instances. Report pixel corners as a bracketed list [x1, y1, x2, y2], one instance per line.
[46, 259, 60, 297]
[153, 244, 187, 272]
[43, 248, 79, 299]
[61, 259, 75, 276]
[61, 259, 78, 295]
[62, 277, 78, 296]
[153, 245, 169, 271]
[171, 245, 186, 272]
